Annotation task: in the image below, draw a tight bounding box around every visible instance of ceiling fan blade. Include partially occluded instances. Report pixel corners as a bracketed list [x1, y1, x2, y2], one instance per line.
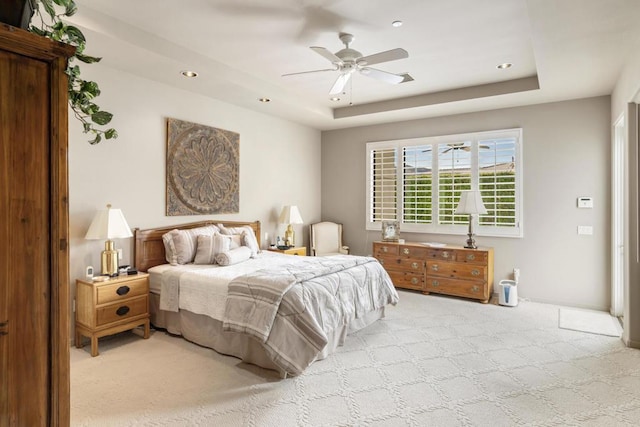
[358, 48, 408, 66]
[360, 67, 404, 84]
[310, 46, 343, 64]
[329, 72, 352, 95]
[282, 68, 337, 77]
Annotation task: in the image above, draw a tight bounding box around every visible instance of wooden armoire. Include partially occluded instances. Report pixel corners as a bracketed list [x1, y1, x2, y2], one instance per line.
[0, 24, 73, 426]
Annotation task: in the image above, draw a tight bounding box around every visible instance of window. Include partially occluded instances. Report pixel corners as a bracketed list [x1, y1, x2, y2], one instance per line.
[366, 129, 522, 237]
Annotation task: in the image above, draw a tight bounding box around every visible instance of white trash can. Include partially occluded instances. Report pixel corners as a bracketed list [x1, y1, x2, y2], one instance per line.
[498, 279, 518, 307]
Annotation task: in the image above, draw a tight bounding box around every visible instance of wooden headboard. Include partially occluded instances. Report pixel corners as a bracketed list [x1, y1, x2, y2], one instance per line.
[133, 220, 261, 272]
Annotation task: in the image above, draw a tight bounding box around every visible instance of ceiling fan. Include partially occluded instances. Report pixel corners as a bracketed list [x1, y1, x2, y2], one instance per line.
[423, 143, 491, 153]
[283, 32, 413, 95]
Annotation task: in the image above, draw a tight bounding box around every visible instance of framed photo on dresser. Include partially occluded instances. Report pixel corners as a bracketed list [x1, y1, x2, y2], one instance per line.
[381, 220, 400, 242]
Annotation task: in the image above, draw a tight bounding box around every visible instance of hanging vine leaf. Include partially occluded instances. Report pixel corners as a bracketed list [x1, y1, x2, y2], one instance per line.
[29, 0, 117, 144]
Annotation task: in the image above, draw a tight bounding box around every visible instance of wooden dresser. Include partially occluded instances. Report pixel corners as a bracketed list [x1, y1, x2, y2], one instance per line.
[75, 273, 150, 356]
[373, 241, 494, 303]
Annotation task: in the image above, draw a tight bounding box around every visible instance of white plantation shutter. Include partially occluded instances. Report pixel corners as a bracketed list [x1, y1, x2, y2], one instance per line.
[369, 147, 397, 222]
[402, 145, 433, 224]
[366, 129, 522, 237]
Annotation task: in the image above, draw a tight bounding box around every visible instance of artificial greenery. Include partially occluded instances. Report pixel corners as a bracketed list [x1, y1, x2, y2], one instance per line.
[29, 0, 117, 144]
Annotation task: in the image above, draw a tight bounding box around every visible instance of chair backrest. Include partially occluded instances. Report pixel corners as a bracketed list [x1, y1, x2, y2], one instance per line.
[310, 221, 343, 256]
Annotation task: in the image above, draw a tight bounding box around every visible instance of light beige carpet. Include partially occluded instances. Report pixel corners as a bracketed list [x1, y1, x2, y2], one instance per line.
[558, 308, 623, 337]
[71, 291, 640, 426]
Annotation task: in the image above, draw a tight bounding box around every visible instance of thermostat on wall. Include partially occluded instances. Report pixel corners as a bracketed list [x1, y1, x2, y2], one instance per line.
[577, 197, 593, 208]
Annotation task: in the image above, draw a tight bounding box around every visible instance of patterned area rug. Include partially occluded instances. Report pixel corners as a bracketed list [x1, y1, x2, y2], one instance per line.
[558, 308, 623, 337]
[71, 291, 640, 426]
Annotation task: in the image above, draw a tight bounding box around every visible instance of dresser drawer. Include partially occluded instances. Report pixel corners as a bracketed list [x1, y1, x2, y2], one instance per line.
[373, 242, 399, 257]
[388, 271, 424, 291]
[455, 250, 488, 264]
[425, 277, 488, 300]
[426, 249, 456, 261]
[378, 256, 424, 272]
[96, 295, 148, 327]
[427, 261, 486, 281]
[398, 245, 430, 258]
[97, 276, 149, 305]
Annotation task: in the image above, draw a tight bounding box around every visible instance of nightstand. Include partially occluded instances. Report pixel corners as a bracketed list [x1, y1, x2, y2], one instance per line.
[75, 273, 150, 356]
[268, 246, 307, 256]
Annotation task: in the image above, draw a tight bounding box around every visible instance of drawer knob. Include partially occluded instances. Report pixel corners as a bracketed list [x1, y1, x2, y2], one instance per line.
[467, 254, 475, 261]
[116, 285, 130, 296]
[472, 285, 480, 293]
[379, 259, 385, 265]
[382, 247, 388, 253]
[411, 277, 419, 285]
[116, 306, 130, 316]
[403, 248, 410, 255]
[411, 262, 419, 269]
[442, 251, 450, 259]
[431, 264, 439, 271]
[471, 269, 480, 276]
[432, 280, 439, 287]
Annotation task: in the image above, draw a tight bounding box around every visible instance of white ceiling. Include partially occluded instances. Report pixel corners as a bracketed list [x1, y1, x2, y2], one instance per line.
[71, 0, 640, 130]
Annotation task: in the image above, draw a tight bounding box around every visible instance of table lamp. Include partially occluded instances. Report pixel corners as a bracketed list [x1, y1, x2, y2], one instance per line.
[454, 190, 487, 249]
[278, 205, 303, 247]
[85, 204, 133, 276]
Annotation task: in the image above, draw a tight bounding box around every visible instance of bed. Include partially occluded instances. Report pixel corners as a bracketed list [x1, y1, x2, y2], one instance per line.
[134, 220, 398, 378]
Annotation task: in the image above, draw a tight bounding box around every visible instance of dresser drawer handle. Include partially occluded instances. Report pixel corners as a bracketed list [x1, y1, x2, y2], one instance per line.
[411, 262, 419, 269]
[403, 248, 410, 255]
[379, 259, 385, 265]
[442, 251, 450, 259]
[382, 246, 388, 253]
[431, 265, 439, 271]
[467, 254, 475, 261]
[472, 285, 480, 293]
[432, 280, 439, 287]
[116, 286, 130, 296]
[411, 277, 419, 285]
[471, 269, 480, 276]
[116, 306, 130, 316]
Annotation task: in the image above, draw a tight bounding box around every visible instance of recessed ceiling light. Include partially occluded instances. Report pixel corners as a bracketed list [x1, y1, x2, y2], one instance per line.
[180, 70, 198, 77]
[497, 63, 513, 70]
[330, 97, 340, 101]
[392, 20, 403, 27]
[258, 97, 271, 103]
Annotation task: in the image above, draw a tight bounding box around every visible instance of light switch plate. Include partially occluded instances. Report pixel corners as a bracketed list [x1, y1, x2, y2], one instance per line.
[578, 225, 593, 235]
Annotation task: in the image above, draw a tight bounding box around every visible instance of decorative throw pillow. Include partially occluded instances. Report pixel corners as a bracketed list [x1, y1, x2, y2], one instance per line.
[162, 229, 180, 265]
[194, 233, 231, 265]
[171, 225, 219, 264]
[215, 246, 252, 266]
[218, 224, 260, 257]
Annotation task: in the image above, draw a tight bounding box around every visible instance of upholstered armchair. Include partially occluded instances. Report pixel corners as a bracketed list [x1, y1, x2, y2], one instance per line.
[309, 221, 350, 256]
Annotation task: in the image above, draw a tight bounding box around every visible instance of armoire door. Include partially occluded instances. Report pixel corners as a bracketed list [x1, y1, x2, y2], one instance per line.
[0, 24, 73, 427]
[0, 46, 51, 427]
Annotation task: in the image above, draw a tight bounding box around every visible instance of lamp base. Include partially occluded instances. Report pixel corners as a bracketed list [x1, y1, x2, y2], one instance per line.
[464, 234, 478, 249]
[101, 240, 119, 276]
[284, 224, 295, 247]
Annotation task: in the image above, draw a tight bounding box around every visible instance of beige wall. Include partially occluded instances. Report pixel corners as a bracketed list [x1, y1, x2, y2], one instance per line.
[68, 65, 321, 336]
[322, 96, 611, 310]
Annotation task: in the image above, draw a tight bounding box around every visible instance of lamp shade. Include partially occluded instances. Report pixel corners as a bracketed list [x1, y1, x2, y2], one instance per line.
[455, 191, 488, 215]
[278, 205, 303, 225]
[85, 204, 133, 240]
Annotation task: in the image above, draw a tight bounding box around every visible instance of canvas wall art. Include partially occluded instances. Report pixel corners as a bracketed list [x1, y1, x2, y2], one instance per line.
[166, 118, 239, 215]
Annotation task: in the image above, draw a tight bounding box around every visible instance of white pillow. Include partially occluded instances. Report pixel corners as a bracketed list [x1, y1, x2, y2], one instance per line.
[215, 246, 252, 266]
[166, 225, 219, 265]
[162, 229, 179, 265]
[194, 233, 231, 265]
[218, 224, 260, 257]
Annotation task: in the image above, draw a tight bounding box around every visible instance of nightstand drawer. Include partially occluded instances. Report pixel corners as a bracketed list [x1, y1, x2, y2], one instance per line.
[96, 295, 148, 327]
[97, 277, 148, 305]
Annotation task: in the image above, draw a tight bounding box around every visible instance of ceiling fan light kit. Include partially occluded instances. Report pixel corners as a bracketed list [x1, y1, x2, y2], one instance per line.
[283, 32, 413, 95]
